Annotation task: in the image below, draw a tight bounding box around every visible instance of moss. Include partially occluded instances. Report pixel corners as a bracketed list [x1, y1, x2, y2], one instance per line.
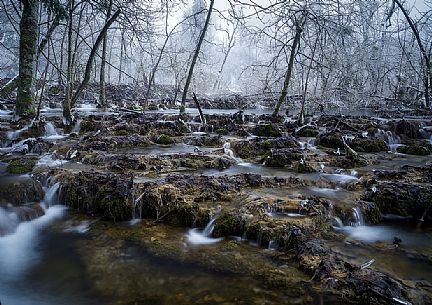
[115, 129, 128, 136]
[296, 126, 319, 137]
[397, 143, 431, 155]
[252, 124, 281, 137]
[297, 161, 315, 173]
[80, 120, 99, 134]
[155, 134, 174, 145]
[148, 104, 158, 111]
[213, 213, 240, 237]
[216, 128, 227, 135]
[349, 138, 388, 152]
[6, 159, 36, 174]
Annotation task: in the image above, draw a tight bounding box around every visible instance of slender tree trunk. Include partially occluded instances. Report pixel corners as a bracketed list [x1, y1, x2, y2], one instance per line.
[192, 92, 206, 127]
[180, 0, 215, 116]
[118, 30, 125, 84]
[16, 0, 39, 117]
[299, 32, 319, 125]
[99, 0, 112, 109]
[64, 0, 75, 125]
[272, 20, 303, 118]
[71, 9, 121, 107]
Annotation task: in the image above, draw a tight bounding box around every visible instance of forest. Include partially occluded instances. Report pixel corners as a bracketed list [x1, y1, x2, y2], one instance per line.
[0, 0, 431, 304]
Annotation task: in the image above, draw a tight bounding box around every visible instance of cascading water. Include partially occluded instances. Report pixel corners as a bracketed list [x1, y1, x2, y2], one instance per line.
[186, 217, 223, 245]
[351, 207, 365, 226]
[43, 122, 65, 140]
[0, 182, 66, 278]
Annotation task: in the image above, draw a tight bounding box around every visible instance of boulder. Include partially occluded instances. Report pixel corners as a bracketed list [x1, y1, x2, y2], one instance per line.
[0, 176, 44, 205]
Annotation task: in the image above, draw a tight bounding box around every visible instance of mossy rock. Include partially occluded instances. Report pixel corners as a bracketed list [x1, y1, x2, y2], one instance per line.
[0, 176, 44, 205]
[7, 159, 36, 174]
[316, 132, 343, 149]
[252, 124, 281, 137]
[296, 126, 319, 137]
[115, 129, 128, 136]
[148, 104, 158, 111]
[394, 120, 419, 139]
[154, 134, 174, 145]
[349, 138, 389, 152]
[296, 161, 315, 173]
[216, 128, 228, 135]
[265, 149, 302, 168]
[213, 213, 242, 237]
[80, 120, 100, 134]
[397, 143, 431, 155]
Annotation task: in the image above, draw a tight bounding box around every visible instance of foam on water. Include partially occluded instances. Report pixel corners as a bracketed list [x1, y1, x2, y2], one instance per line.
[186, 218, 223, 245]
[0, 205, 67, 278]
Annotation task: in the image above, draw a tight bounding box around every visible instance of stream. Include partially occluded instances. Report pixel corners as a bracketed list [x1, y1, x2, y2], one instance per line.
[0, 107, 431, 304]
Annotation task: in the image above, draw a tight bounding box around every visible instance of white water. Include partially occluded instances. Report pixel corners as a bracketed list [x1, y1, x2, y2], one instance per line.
[0, 183, 66, 277]
[186, 218, 223, 245]
[0, 205, 66, 278]
[223, 142, 242, 163]
[321, 173, 359, 184]
[352, 207, 365, 226]
[36, 154, 68, 168]
[43, 122, 66, 140]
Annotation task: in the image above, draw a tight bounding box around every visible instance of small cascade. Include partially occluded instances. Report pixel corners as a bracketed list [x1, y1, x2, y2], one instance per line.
[43, 122, 66, 140]
[72, 119, 82, 134]
[377, 129, 401, 153]
[268, 240, 279, 250]
[186, 217, 224, 245]
[42, 182, 61, 209]
[44, 122, 58, 137]
[223, 142, 241, 163]
[351, 207, 365, 227]
[0, 207, 19, 236]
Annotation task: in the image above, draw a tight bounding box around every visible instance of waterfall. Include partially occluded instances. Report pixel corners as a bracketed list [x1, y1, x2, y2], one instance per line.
[42, 182, 61, 209]
[72, 119, 82, 134]
[44, 122, 59, 137]
[352, 207, 365, 226]
[186, 217, 223, 245]
[223, 142, 241, 163]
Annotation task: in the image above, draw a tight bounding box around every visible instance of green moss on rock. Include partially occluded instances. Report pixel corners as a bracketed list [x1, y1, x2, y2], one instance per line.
[7, 159, 36, 174]
[252, 124, 281, 137]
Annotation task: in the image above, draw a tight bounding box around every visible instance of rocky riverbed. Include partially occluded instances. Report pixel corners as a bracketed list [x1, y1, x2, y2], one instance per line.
[0, 105, 431, 304]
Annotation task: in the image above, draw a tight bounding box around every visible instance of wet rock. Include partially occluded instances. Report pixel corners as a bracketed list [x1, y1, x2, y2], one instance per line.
[265, 148, 303, 167]
[296, 126, 319, 137]
[136, 184, 207, 226]
[363, 182, 432, 223]
[348, 138, 389, 152]
[397, 141, 431, 155]
[233, 136, 298, 159]
[59, 171, 133, 221]
[297, 240, 412, 305]
[0, 176, 44, 205]
[393, 120, 420, 139]
[316, 131, 343, 149]
[251, 123, 282, 137]
[184, 135, 222, 147]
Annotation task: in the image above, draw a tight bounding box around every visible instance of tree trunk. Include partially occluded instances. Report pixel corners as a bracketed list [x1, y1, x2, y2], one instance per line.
[272, 20, 303, 118]
[192, 92, 206, 127]
[393, 0, 431, 108]
[64, 0, 75, 125]
[0, 10, 61, 98]
[16, 0, 39, 117]
[180, 0, 215, 116]
[99, 0, 113, 109]
[71, 9, 121, 107]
